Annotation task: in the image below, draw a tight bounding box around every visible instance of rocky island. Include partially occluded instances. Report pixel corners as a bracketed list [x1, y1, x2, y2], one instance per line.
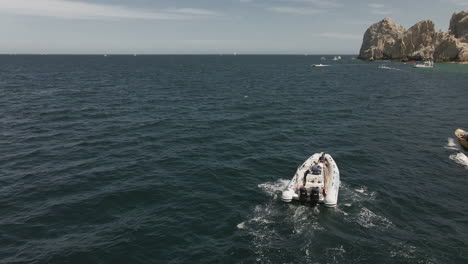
[358, 11, 468, 62]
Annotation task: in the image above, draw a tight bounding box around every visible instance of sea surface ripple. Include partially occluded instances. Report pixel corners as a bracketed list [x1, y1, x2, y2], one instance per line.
[1, 55, 468, 263]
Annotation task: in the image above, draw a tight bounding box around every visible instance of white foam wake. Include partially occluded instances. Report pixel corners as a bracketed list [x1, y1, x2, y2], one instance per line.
[357, 207, 393, 229]
[445, 137, 460, 151]
[258, 179, 289, 198]
[378, 65, 402, 71]
[450, 152, 468, 169]
[446, 137, 468, 169]
[237, 179, 326, 262]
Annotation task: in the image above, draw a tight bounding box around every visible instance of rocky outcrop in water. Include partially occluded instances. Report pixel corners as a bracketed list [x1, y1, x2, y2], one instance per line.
[358, 11, 468, 62]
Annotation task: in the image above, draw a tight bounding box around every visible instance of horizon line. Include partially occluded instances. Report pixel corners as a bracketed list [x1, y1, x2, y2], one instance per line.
[0, 53, 359, 56]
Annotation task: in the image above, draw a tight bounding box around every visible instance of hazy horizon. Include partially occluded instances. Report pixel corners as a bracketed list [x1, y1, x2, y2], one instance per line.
[0, 0, 466, 54]
[0, 53, 360, 55]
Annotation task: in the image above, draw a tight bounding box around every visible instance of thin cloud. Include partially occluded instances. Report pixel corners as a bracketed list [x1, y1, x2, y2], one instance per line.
[267, 6, 324, 15]
[316, 32, 362, 40]
[371, 9, 392, 15]
[347, 20, 376, 25]
[368, 3, 385, 8]
[166, 8, 221, 16]
[281, 0, 343, 8]
[368, 3, 392, 15]
[0, 0, 221, 20]
[440, 0, 468, 6]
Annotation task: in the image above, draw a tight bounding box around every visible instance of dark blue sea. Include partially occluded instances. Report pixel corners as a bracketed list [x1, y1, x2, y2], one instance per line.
[1, 55, 468, 264]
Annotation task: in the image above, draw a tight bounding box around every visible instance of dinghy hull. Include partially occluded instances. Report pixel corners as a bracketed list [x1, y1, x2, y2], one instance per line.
[281, 153, 340, 207]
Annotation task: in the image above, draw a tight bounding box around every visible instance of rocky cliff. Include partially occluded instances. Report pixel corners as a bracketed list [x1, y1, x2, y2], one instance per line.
[358, 11, 468, 62]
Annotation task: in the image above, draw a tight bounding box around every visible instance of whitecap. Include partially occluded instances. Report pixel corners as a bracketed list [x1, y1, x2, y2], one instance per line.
[237, 222, 246, 229]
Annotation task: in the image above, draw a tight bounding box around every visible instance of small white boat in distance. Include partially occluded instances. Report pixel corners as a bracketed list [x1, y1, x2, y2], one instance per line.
[333, 56, 342, 61]
[311, 64, 330, 67]
[281, 153, 340, 207]
[414, 61, 434, 68]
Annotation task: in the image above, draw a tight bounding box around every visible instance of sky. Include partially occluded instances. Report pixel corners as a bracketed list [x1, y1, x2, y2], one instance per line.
[0, 0, 467, 54]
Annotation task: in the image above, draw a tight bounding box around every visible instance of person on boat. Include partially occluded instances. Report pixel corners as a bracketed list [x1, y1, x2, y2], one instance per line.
[303, 169, 310, 185]
[319, 153, 327, 163]
[311, 161, 322, 175]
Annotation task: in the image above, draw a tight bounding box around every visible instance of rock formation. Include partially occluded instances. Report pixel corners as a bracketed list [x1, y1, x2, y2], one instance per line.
[358, 11, 468, 62]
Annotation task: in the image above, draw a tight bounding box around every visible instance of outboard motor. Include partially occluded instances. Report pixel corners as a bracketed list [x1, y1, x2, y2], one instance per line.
[299, 187, 308, 205]
[310, 187, 320, 207]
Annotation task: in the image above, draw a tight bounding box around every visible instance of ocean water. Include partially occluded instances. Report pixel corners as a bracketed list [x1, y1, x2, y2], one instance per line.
[1, 55, 467, 264]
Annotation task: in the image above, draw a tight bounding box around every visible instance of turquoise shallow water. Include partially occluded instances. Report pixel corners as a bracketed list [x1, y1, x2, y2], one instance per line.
[0, 55, 467, 263]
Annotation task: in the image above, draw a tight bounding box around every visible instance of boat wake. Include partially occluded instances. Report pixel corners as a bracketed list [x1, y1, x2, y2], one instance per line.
[450, 152, 468, 169]
[446, 137, 468, 169]
[378, 65, 402, 71]
[445, 137, 460, 151]
[335, 183, 392, 229]
[237, 179, 392, 262]
[258, 179, 289, 198]
[356, 207, 393, 229]
[238, 179, 326, 262]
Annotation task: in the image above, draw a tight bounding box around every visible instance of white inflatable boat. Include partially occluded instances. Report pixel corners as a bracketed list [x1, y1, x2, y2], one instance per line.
[281, 153, 340, 207]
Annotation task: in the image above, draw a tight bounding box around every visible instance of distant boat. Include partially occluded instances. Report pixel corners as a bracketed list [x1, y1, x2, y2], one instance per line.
[414, 61, 434, 68]
[332, 56, 342, 61]
[320, 57, 326, 60]
[312, 64, 330, 67]
[104, 54, 108, 57]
